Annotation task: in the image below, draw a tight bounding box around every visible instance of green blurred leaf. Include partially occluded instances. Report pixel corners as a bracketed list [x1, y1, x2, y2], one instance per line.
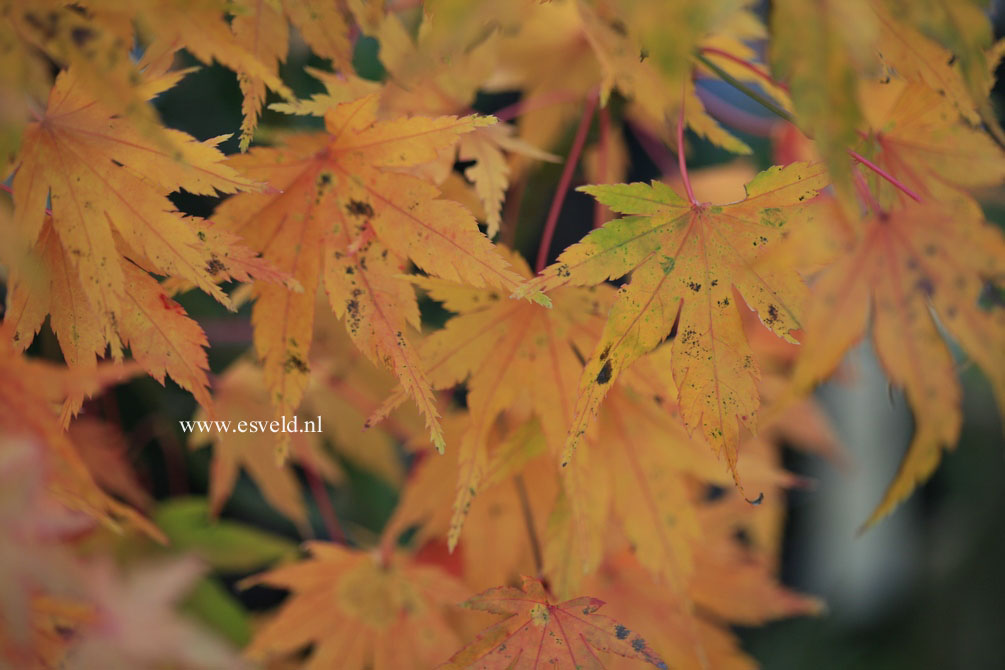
[155, 497, 297, 572]
[181, 576, 252, 647]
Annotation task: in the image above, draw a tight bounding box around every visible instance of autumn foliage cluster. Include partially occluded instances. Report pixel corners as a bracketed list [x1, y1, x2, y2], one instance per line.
[1, 0, 1004, 668]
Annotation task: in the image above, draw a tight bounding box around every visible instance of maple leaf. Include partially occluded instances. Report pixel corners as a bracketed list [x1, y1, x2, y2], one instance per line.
[458, 124, 560, 238]
[189, 311, 418, 526]
[517, 163, 829, 482]
[231, 0, 290, 150]
[5, 68, 285, 411]
[549, 332, 836, 597]
[283, 0, 359, 70]
[69, 418, 152, 511]
[0, 1, 180, 164]
[216, 94, 540, 455]
[880, 0, 997, 125]
[583, 548, 820, 670]
[790, 197, 1005, 528]
[439, 576, 668, 670]
[551, 365, 708, 595]
[230, 0, 369, 148]
[687, 498, 825, 627]
[133, 0, 294, 112]
[188, 358, 341, 529]
[368, 250, 607, 550]
[496, 0, 780, 158]
[7, 219, 213, 414]
[364, 13, 558, 236]
[770, 0, 878, 194]
[577, 0, 777, 155]
[855, 79, 1005, 202]
[383, 417, 559, 592]
[306, 306, 423, 481]
[245, 542, 468, 670]
[0, 330, 161, 539]
[870, 1, 986, 126]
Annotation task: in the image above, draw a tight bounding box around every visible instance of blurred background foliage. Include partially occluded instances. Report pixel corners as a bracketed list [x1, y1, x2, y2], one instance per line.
[15, 3, 1004, 668]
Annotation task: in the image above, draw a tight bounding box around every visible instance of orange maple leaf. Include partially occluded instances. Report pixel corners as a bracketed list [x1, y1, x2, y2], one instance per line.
[439, 576, 668, 670]
[0, 331, 160, 539]
[5, 68, 285, 412]
[792, 197, 1005, 528]
[245, 542, 468, 670]
[216, 94, 542, 455]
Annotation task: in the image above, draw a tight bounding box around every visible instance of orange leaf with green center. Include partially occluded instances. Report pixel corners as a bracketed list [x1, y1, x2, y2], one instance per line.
[439, 576, 668, 669]
[516, 163, 829, 485]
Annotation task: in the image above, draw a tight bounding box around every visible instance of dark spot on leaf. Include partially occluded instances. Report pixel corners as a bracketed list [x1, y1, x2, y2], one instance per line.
[631, 637, 647, 652]
[615, 625, 630, 640]
[346, 199, 374, 217]
[346, 299, 361, 334]
[766, 304, 779, 324]
[556, 264, 571, 278]
[596, 360, 613, 384]
[284, 353, 309, 374]
[687, 281, 701, 292]
[704, 484, 726, 501]
[205, 257, 226, 276]
[70, 26, 94, 46]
